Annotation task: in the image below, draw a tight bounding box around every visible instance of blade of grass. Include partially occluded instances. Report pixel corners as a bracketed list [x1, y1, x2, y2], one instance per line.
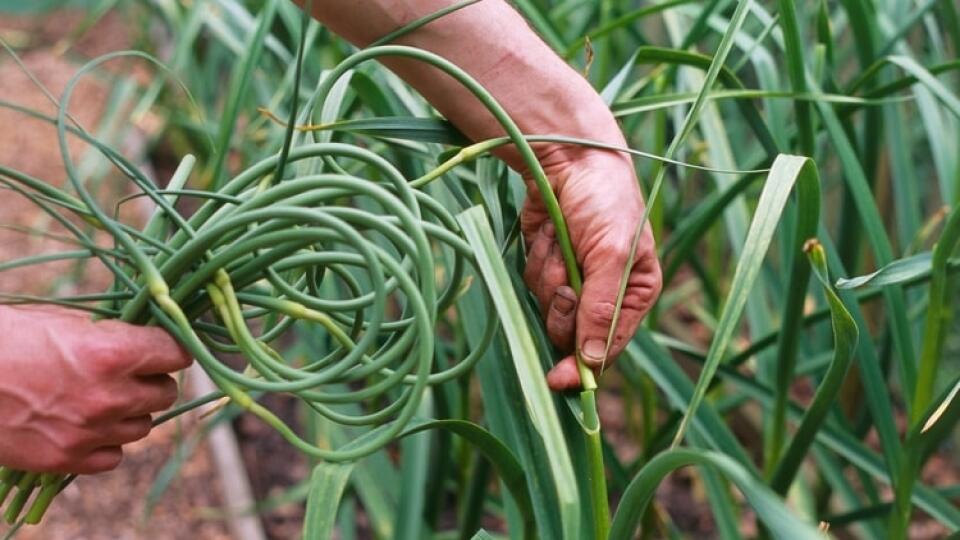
[770, 239, 859, 494]
[209, 0, 278, 188]
[459, 206, 580, 540]
[611, 0, 758, 434]
[672, 155, 821, 446]
[303, 462, 354, 540]
[608, 448, 825, 540]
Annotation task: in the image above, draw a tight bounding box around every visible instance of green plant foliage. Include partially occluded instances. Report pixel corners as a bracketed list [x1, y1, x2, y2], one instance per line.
[0, 0, 958, 538]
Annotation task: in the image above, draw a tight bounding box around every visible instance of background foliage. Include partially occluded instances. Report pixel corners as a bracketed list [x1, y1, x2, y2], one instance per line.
[1, 0, 959, 538]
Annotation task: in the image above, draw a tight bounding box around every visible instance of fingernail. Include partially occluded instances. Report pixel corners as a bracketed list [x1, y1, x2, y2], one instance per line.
[581, 339, 606, 366]
[552, 290, 576, 315]
[541, 222, 555, 237]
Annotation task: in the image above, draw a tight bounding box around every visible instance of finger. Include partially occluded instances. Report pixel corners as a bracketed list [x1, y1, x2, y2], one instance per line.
[74, 446, 124, 474]
[101, 415, 153, 446]
[577, 242, 661, 370]
[522, 222, 555, 293]
[546, 356, 580, 392]
[520, 189, 548, 250]
[545, 286, 577, 352]
[124, 327, 192, 375]
[535, 242, 568, 315]
[126, 375, 180, 416]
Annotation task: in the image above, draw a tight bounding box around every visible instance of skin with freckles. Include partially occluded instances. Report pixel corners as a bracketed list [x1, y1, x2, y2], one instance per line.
[0, 306, 192, 474]
[298, 0, 663, 390]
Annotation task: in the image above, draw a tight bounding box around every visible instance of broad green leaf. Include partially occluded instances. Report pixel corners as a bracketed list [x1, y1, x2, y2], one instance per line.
[836, 252, 934, 289]
[458, 206, 580, 540]
[303, 462, 354, 540]
[770, 240, 859, 494]
[608, 448, 825, 540]
[673, 155, 821, 446]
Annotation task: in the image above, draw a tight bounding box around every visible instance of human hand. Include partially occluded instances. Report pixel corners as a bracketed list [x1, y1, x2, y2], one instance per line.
[298, 0, 661, 389]
[521, 149, 662, 391]
[0, 306, 192, 474]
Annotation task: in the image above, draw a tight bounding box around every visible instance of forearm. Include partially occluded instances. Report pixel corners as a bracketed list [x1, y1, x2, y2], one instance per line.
[297, 0, 626, 169]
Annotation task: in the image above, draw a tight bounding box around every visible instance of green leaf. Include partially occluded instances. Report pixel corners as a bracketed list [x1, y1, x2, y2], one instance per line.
[673, 155, 821, 446]
[836, 252, 934, 289]
[303, 462, 354, 540]
[608, 448, 825, 540]
[209, 0, 278, 188]
[458, 206, 580, 540]
[770, 240, 859, 494]
[399, 419, 535, 537]
[302, 116, 468, 145]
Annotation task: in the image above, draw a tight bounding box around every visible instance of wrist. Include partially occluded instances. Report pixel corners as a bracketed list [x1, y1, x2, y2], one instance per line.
[495, 88, 628, 173]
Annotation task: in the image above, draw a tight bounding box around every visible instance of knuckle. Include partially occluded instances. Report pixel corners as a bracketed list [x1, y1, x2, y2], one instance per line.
[45, 451, 75, 473]
[88, 391, 116, 417]
[645, 257, 664, 296]
[622, 290, 653, 314]
[80, 340, 129, 377]
[593, 244, 632, 265]
[54, 428, 89, 454]
[89, 449, 123, 473]
[586, 301, 617, 327]
[156, 377, 180, 410]
[130, 418, 153, 441]
[612, 246, 635, 263]
[85, 390, 128, 421]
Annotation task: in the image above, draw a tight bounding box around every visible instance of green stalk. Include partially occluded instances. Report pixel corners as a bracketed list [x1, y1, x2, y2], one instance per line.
[24, 474, 62, 525]
[891, 203, 960, 538]
[3, 472, 38, 524]
[581, 389, 610, 538]
[0, 470, 21, 507]
[763, 0, 819, 478]
[910, 203, 960, 420]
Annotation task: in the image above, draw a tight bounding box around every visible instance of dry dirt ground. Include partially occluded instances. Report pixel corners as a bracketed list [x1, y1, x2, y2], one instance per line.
[0, 10, 232, 540]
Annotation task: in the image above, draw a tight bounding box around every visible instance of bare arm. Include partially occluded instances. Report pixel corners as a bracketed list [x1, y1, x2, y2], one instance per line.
[298, 0, 624, 168]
